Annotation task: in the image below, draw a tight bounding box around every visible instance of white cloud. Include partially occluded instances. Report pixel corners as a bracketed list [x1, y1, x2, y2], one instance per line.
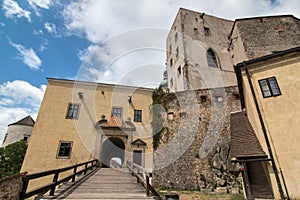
[44, 22, 57, 34]
[28, 0, 52, 9]
[63, 0, 300, 88]
[0, 80, 46, 145]
[27, 0, 52, 16]
[2, 0, 31, 22]
[33, 29, 43, 35]
[9, 40, 42, 70]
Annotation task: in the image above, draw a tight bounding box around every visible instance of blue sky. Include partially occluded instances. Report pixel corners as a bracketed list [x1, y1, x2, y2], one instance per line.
[0, 0, 299, 144]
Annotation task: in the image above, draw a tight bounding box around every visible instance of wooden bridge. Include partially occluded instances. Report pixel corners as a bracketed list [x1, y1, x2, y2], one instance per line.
[19, 160, 160, 200]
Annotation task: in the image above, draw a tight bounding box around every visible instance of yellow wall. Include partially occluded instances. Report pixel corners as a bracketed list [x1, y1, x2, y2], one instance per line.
[21, 78, 154, 192]
[241, 52, 300, 198]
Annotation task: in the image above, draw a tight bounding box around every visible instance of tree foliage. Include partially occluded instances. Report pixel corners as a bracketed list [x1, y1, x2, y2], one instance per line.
[0, 141, 27, 178]
[151, 86, 166, 150]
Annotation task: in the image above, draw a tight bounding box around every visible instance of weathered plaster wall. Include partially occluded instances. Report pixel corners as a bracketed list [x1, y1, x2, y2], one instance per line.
[241, 52, 300, 198]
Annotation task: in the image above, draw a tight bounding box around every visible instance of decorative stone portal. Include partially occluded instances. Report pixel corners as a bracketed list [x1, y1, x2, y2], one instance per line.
[95, 116, 148, 168]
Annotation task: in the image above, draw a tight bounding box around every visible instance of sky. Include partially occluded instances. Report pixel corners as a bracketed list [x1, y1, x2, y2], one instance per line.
[0, 0, 299, 145]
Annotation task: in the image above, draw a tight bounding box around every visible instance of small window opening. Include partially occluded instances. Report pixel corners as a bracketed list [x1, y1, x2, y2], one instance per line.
[232, 93, 240, 100]
[278, 30, 285, 37]
[200, 95, 207, 103]
[180, 112, 186, 118]
[175, 32, 178, 42]
[204, 27, 210, 36]
[176, 47, 179, 57]
[177, 66, 182, 76]
[167, 112, 174, 121]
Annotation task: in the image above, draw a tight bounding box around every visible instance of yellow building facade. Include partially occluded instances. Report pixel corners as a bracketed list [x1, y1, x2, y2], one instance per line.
[21, 78, 154, 191]
[235, 46, 300, 199]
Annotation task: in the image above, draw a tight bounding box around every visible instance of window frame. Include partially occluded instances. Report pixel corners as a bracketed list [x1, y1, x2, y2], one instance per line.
[57, 141, 73, 159]
[258, 77, 282, 98]
[134, 109, 142, 122]
[66, 103, 80, 119]
[112, 107, 123, 117]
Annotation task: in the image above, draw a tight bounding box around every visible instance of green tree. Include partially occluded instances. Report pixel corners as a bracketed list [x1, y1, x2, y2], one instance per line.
[0, 141, 27, 178]
[151, 86, 166, 150]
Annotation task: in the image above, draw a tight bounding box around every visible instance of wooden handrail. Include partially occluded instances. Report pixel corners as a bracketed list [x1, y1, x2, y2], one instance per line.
[126, 161, 161, 199]
[19, 159, 99, 200]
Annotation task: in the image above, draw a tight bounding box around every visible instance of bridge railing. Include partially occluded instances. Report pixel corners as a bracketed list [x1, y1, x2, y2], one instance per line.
[19, 159, 99, 200]
[126, 160, 161, 199]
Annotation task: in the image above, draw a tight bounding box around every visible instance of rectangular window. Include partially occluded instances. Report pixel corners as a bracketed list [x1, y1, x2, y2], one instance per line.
[134, 110, 142, 122]
[112, 107, 123, 117]
[57, 141, 72, 158]
[66, 104, 80, 119]
[258, 77, 281, 98]
[176, 47, 179, 57]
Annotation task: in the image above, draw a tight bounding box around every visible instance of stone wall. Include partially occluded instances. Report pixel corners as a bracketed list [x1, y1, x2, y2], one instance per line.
[231, 15, 300, 64]
[0, 173, 26, 200]
[153, 86, 242, 193]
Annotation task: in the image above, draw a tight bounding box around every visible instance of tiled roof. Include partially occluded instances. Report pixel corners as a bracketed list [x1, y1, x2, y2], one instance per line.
[8, 115, 35, 127]
[230, 111, 267, 158]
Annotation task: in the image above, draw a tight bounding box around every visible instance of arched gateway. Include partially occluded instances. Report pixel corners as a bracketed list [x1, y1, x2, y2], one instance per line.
[96, 116, 147, 168]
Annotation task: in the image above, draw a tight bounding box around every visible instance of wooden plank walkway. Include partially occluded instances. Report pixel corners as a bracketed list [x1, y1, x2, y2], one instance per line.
[41, 168, 154, 200]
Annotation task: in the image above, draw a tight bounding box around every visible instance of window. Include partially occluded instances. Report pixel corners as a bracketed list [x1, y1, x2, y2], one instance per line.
[175, 32, 178, 42]
[134, 110, 142, 122]
[278, 30, 285, 37]
[169, 45, 172, 54]
[170, 58, 173, 67]
[258, 77, 281, 98]
[57, 141, 72, 158]
[176, 47, 179, 57]
[66, 104, 80, 119]
[23, 136, 29, 142]
[206, 49, 218, 68]
[170, 78, 173, 88]
[204, 27, 211, 36]
[112, 107, 122, 117]
[177, 66, 182, 76]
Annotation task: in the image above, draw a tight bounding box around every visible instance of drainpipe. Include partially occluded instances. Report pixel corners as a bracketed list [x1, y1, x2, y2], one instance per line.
[242, 62, 285, 199]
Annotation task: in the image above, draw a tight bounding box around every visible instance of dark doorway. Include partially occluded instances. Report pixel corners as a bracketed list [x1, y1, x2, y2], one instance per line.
[101, 137, 125, 168]
[133, 150, 142, 166]
[243, 161, 274, 200]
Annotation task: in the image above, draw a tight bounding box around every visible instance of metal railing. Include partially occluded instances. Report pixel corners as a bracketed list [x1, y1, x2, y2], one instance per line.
[19, 159, 99, 200]
[126, 160, 161, 199]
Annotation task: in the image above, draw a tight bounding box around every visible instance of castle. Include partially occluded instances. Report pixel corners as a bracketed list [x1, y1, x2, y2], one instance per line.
[19, 7, 300, 199]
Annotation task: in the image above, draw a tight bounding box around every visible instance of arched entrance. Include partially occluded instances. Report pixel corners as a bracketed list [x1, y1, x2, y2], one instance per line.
[100, 137, 125, 167]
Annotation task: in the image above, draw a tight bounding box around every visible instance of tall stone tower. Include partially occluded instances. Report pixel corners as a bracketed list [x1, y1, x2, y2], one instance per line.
[166, 8, 237, 92]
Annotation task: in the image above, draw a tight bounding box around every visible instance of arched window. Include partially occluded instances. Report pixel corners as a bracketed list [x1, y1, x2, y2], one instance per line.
[206, 49, 218, 68]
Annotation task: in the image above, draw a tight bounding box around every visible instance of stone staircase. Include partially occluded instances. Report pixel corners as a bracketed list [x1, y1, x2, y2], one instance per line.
[41, 168, 155, 200]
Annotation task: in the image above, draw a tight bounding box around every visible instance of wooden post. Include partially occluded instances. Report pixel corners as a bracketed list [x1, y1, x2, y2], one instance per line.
[84, 163, 88, 175]
[50, 172, 59, 196]
[146, 175, 150, 196]
[19, 178, 29, 200]
[72, 166, 77, 182]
